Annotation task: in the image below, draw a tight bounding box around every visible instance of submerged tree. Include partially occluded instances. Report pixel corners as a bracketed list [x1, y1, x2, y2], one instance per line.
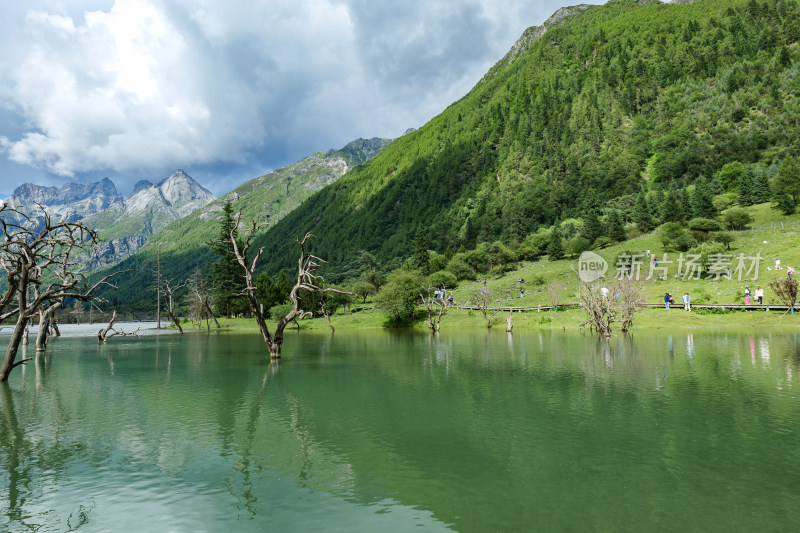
[185, 267, 220, 330]
[0, 205, 123, 382]
[229, 213, 350, 359]
[162, 278, 186, 334]
[577, 280, 645, 336]
[420, 287, 448, 332]
[470, 287, 501, 328]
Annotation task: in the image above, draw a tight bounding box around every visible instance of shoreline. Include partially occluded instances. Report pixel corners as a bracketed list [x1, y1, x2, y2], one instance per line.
[171, 307, 800, 335]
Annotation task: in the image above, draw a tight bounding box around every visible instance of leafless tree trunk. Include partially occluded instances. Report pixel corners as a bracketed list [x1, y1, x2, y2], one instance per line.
[0, 204, 125, 381]
[506, 310, 513, 333]
[185, 267, 220, 330]
[229, 214, 352, 359]
[549, 281, 563, 311]
[616, 280, 646, 332]
[97, 310, 139, 344]
[577, 282, 615, 336]
[577, 281, 645, 336]
[421, 288, 448, 332]
[471, 287, 500, 328]
[162, 279, 186, 334]
[35, 300, 62, 352]
[321, 302, 335, 333]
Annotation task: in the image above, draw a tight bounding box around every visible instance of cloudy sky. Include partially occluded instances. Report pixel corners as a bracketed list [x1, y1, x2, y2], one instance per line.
[0, 0, 603, 198]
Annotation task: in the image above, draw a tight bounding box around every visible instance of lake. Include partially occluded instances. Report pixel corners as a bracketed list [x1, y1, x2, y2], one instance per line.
[2, 328, 800, 531]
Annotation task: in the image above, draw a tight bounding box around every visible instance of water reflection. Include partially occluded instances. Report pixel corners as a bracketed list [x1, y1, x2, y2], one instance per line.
[2, 331, 800, 531]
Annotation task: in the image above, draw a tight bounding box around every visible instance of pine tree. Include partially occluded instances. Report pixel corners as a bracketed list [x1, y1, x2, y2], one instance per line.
[208, 200, 245, 317]
[692, 177, 717, 219]
[411, 230, 430, 274]
[649, 189, 665, 226]
[607, 210, 627, 242]
[580, 191, 602, 245]
[547, 220, 564, 260]
[633, 192, 654, 232]
[662, 189, 681, 223]
[582, 209, 603, 245]
[738, 171, 754, 206]
[773, 155, 800, 213]
[750, 165, 772, 203]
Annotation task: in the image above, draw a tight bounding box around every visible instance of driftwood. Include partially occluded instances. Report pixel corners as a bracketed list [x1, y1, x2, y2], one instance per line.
[97, 311, 140, 344]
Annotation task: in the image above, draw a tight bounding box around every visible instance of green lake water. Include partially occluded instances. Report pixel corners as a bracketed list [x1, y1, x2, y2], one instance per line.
[2, 328, 800, 532]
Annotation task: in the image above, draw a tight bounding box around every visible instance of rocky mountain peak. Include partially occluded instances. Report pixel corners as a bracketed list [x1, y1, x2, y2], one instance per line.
[340, 138, 393, 165]
[157, 169, 214, 207]
[10, 177, 121, 207]
[132, 180, 154, 195]
[494, 4, 593, 70]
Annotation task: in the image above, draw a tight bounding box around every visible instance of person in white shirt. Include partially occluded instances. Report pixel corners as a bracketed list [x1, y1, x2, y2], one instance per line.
[682, 292, 691, 311]
[755, 286, 764, 305]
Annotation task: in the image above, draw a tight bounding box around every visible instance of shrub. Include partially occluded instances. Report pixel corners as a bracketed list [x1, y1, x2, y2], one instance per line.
[593, 236, 613, 249]
[565, 236, 591, 257]
[446, 255, 477, 280]
[688, 218, 723, 232]
[429, 270, 458, 289]
[269, 303, 294, 319]
[375, 269, 426, 324]
[674, 233, 697, 251]
[723, 207, 752, 230]
[517, 228, 551, 260]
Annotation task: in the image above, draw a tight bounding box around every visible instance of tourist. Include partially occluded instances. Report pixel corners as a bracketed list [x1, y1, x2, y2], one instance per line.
[664, 292, 671, 310]
[682, 292, 691, 311]
[756, 286, 764, 305]
[745, 286, 751, 305]
[788, 267, 794, 282]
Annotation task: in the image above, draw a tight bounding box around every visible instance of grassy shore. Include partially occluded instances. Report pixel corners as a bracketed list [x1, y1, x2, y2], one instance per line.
[177, 203, 800, 335]
[451, 202, 800, 309]
[180, 304, 800, 336]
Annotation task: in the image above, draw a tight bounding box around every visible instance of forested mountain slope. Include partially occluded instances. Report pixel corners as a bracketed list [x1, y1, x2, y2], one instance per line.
[256, 0, 800, 279]
[96, 138, 390, 306]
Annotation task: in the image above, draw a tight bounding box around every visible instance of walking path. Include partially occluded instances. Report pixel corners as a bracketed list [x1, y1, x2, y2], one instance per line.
[452, 303, 796, 312]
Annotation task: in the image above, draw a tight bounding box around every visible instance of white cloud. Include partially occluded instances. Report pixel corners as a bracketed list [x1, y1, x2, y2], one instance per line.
[0, 0, 602, 194]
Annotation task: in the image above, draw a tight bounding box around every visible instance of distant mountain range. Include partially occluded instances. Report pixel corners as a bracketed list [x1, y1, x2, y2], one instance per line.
[94, 137, 392, 303]
[4, 170, 215, 268]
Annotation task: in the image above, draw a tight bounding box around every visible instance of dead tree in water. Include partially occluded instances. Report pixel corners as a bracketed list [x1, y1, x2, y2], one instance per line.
[230, 213, 351, 359]
[162, 278, 186, 334]
[35, 298, 63, 352]
[577, 281, 645, 336]
[420, 288, 448, 332]
[0, 205, 124, 382]
[471, 287, 500, 328]
[97, 310, 139, 343]
[185, 267, 220, 330]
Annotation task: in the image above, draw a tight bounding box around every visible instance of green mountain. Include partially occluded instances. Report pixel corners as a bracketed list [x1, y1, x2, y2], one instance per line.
[97, 0, 800, 307]
[253, 0, 800, 280]
[98, 138, 390, 305]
